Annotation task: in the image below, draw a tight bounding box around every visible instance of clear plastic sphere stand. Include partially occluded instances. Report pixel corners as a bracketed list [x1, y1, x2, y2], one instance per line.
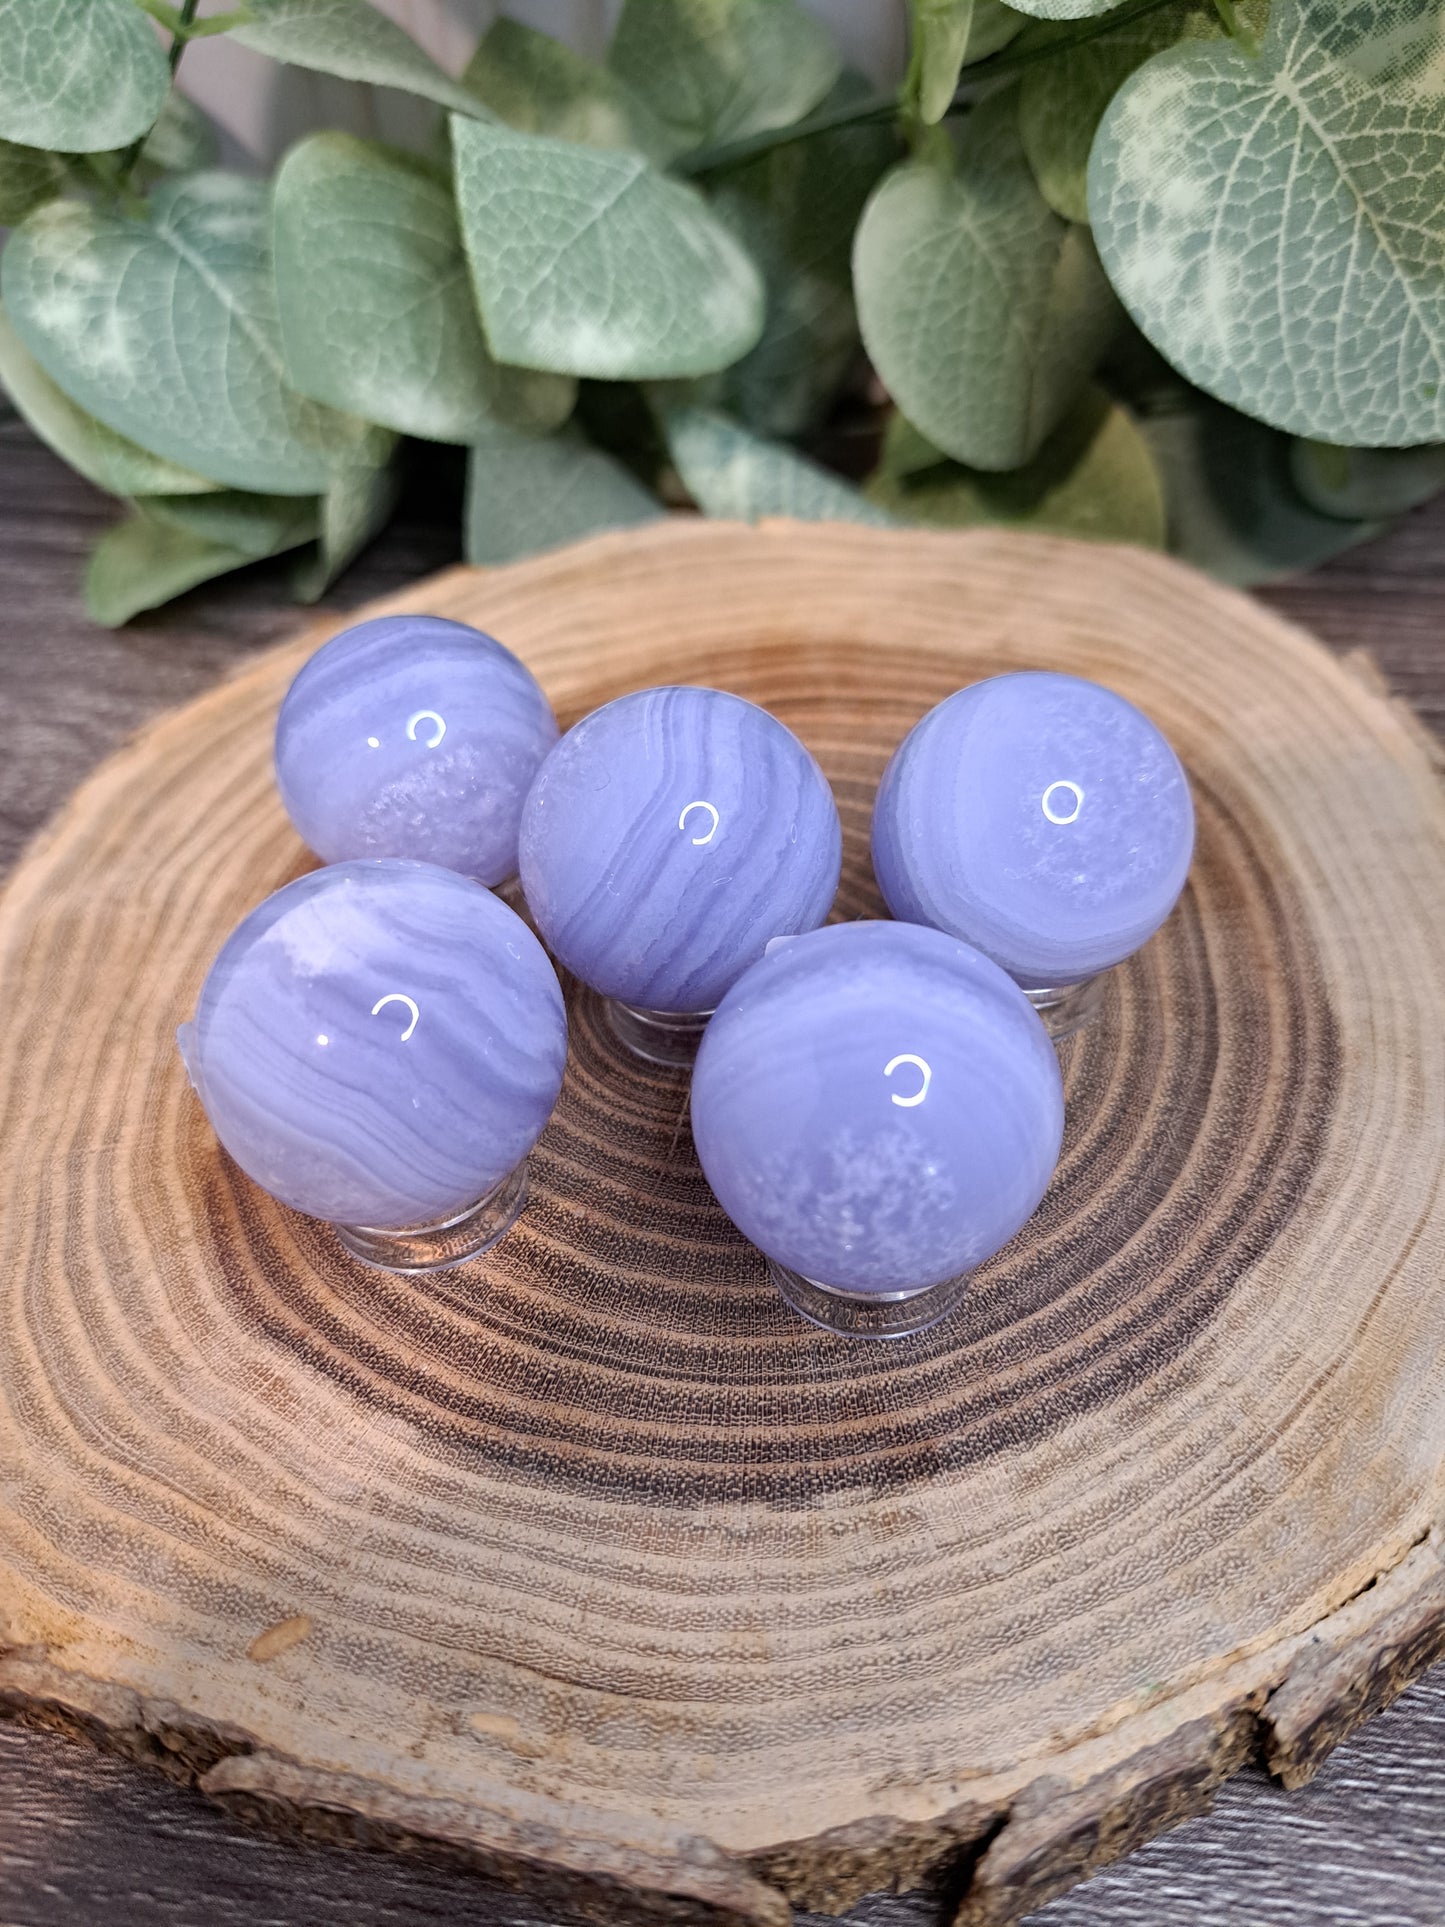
[1024, 973, 1108, 1043]
[335, 1161, 530, 1274]
[605, 1000, 716, 1067]
[767, 1260, 973, 1339]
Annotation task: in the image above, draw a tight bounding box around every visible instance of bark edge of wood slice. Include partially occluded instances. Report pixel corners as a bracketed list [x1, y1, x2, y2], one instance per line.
[2, 521, 1442, 1927]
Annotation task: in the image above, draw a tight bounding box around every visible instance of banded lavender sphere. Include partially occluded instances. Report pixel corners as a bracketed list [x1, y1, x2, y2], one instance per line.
[871, 672, 1194, 989]
[692, 922, 1063, 1332]
[178, 861, 566, 1247]
[275, 614, 558, 886]
[518, 686, 842, 1017]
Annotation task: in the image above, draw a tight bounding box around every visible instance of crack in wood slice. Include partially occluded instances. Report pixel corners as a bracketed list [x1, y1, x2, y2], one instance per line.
[1, 524, 1443, 1923]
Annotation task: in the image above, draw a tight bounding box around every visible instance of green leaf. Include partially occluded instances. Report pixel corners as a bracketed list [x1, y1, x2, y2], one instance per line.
[451, 117, 764, 380]
[0, 0, 170, 153]
[1018, 1, 1268, 223]
[608, 0, 841, 160]
[465, 423, 664, 566]
[866, 386, 1166, 544]
[135, 90, 220, 177]
[710, 72, 898, 436]
[2, 173, 382, 495]
[142, 488, 321, 555]
[909, 1, 979, 125]
[1289, 438, 1445, 520]
[665, 405, 898, 524]
[963, 0, 1028, 64]
[84, 490, 321, 626]
[1140, 395, 1383, 583]
[1089, 0, 1445, 445]
[1006, 0, 1131, 17]
[0, 302, 220, 497]
[0, 140, 63, 225]
[273, 134, 574, 444]
[854, 89, 1119, 470]
[294, 459, 401, 600]
[461, 18, 672, 165]
[230, 0, 486, 117]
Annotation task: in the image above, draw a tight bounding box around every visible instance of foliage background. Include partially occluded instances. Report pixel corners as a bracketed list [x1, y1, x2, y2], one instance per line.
[0, 0, 1440, 624]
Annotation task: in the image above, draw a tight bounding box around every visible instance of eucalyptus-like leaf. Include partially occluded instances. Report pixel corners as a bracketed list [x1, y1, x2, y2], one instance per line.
[452, 118, 764, 380]
[0, 0, 170, 153]
[909, 0, 978, 125]
[854, 90, 1119, 470]
[1018, 1, 1268, 223]
[1140, 396, 1383, 584]
[274, 134, 574, 444]
[230, 0, 486, 117]
[465, 424, 664, 566]
[666, 406, 897, 524]
[0, 140, 62, 226]
[963, 0, 1028, 64]
[1289, 439, 1445, 520]
[1090, 0, 1445, 445]
[134, 92, 221, 178]
[143, 490, 322, 556]
[0, 303, 220, 498]
[3, 174, 382, 495]
[295, 460, 401, 601]
[1006, 0, 1130, 17]
[710, 73, 897, 436]
[608, 0, 840, 160]
[462, 18, 672, 164]
[866, 387, 1166, 545]
[87, 519, 254, 627]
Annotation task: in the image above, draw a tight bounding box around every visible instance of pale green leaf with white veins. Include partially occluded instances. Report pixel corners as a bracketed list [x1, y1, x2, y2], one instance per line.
[608, 0, 840, 159]
[465, 424, 664, 566]
[462, 19, 672, 164]
[665, 406, 898, 523]
[854, 90, 1119, 470]
[452, 117, 764, 379]
[2, 174, 380, 495]
[1019, 0, 1269, 223]
[1089, 0, 1445, 444]
[274, 135, 573, 444]
[0, 0, 170, 152]
[231, 0, 485, 116]
[0, 303, 220, 498]
[1006, 0, 1131, 17]
[866, 387, 1166, 544]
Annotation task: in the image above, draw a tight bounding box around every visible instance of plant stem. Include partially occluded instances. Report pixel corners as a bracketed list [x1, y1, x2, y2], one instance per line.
[118, 0, 202, 189]
[682, 0, 1182, 175]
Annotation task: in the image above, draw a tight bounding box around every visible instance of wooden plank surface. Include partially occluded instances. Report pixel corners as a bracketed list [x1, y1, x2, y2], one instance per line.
[1, 417, 1442, 1926]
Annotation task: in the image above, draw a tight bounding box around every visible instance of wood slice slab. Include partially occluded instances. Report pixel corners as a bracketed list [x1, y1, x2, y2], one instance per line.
[2, 522, 1443, 1927]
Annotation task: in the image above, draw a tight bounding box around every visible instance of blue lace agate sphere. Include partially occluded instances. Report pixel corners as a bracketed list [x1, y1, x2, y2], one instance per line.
[691, 922, 1063, 1295]
[178, 860, 567, 1229]
[275, 615, 558, 886]
[518, 686, 842, 1014]
[872, 672, 1195, 988]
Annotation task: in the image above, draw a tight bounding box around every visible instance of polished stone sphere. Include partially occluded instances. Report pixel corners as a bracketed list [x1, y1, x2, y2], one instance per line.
[178, 860, 567, 1229]
[274, 614, 558, 886]
[518, 685, 842, 1014]
[871, 671, 1195, 987]
[691, 921, 1064, 1294]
